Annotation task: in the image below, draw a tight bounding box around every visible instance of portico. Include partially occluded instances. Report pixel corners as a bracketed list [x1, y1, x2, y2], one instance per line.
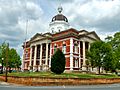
[28, 33, 51, 71]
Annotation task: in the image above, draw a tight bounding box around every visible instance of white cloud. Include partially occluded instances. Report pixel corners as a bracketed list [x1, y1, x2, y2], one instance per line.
[0, 0, 46, 57]
[62, 0, 120, 39]
[1, 0, 120, 57]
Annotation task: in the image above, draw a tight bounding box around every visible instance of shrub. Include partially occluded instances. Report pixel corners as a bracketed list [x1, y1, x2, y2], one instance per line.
[51, 49, 66, 74]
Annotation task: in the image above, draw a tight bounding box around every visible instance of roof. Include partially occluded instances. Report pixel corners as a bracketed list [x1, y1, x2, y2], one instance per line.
[52, 14, 68, 22]
[22, 28, 101, 47]
[52, 28, 101, 41]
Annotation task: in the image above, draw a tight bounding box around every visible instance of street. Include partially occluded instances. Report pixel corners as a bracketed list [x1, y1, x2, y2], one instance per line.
[0, 84, 120, 90]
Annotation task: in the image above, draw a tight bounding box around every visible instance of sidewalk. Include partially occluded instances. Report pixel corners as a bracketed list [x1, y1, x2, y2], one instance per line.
[0, 81, 23, 86]
[0, 81, 10, 85]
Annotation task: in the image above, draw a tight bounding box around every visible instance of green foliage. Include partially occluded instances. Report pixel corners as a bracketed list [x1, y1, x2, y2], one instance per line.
[51, 49, 66, 74]
[0, 42, 21, 69]
[8, 48, 21, 68]
[0, 42, 9, 65]
[105, 32, 120, 70]
[87, 41, 113, 74]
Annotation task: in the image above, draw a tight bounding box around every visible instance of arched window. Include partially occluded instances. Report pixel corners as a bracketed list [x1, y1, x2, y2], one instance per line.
[51, 28, 54, 33]
[57, 27, 62, 32]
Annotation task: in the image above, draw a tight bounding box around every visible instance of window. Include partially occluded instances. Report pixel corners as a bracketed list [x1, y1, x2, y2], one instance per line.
[51, 28, 54, 33]
[57, 27, 62, 32]
[75, 59, 78, 67]
[62, 45, 66, 54]
[74, 41, 78, 53]
[54, 46, 57, 53]
[75, 45, 78, 53]
[25, 50, 28, 59]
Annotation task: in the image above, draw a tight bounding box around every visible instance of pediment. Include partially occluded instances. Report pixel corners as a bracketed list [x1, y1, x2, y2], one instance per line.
[79, 30, 88, 35]
[30, 33, 46, 42]
[79, 36, 97, 43]
[87, 31, 101, 41]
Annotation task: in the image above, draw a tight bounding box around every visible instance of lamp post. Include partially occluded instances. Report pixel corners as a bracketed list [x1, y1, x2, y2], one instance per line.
[5, 43, 9, 82]
[1, 58, 4, 74]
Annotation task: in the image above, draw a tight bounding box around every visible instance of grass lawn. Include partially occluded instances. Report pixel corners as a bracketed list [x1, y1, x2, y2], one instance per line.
[1, 72, 119, 79]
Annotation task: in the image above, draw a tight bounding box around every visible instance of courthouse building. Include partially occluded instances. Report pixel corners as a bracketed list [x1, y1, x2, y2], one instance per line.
[22, 6, 100, 72]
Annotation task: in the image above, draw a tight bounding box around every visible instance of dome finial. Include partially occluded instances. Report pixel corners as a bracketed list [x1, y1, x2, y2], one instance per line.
[58, 6, 63, 13]
[58, 0, 63, 13]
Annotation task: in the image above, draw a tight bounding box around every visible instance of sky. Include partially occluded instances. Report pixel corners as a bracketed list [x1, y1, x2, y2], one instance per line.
[0, 0, 120, 57]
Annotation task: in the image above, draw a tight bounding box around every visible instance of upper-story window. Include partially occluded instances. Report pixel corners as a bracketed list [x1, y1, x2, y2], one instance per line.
[62, 45, 66, 54]
[54, 44, 57, 53]
[62, 41, 66, 54]
[25, 49, 28, 59]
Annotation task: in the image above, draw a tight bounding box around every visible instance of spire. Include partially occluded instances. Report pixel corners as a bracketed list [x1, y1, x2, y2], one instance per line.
[58, 0, 63, 13]
[58, 6, 63, 13]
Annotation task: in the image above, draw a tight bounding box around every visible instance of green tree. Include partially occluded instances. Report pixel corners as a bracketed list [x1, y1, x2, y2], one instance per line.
[0, 42, 9, 66]
[105, 32, 120, 70]
[87, 41, 113, 74]
[51, 49, 66, 74]
[0, 42, 21, 71]
[114, 45, 120, 69]
[85, 59, 90, 73]
[8, 48, 21, 70]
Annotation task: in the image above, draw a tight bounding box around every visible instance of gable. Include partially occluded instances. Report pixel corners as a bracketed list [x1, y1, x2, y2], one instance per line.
[30, 33, 45, 42]
[79, 30, 88, 35]
[79, 36, 97, 43]
[87, 31, 100, 41]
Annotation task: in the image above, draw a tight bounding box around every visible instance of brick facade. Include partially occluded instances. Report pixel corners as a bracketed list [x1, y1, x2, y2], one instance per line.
[22, 28, 100, 72]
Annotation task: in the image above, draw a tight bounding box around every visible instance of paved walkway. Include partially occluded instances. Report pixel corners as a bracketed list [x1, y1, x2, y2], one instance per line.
[0, 81, 9, 85]
[0, 81, 23, 86]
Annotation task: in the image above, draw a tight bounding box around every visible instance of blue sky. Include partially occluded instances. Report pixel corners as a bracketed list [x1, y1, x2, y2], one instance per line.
[0, 0, 120, 57]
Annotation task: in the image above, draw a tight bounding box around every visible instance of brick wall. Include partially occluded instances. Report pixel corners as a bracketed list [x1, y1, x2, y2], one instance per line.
[1, 76, 120, 86]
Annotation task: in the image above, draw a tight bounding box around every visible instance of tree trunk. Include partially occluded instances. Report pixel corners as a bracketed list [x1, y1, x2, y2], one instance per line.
[92, 67, 93, 71]
[98, 66, 101, 74]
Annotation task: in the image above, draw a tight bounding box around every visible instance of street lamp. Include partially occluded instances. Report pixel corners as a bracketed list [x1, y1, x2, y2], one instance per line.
[5, 43, 9, 82]
[1, 58, 4, 74]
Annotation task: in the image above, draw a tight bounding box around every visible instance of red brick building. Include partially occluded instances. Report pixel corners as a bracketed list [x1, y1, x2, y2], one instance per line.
[22, 6, 100, 72]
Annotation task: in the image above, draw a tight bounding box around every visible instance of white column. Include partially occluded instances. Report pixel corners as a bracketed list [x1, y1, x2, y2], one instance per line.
[78, 41, 81, 69]
[38, 44, 43, 71]
[33, 45, 37, 67]
[45, 43, 49, 66]
[49, 43, 52, 67]
[39, 44, 43, 66]
[29, 46, 32, 67]
[88, 42, 90, 51]
[70, 38, 73, 71]
[83, 41, 86, 66]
